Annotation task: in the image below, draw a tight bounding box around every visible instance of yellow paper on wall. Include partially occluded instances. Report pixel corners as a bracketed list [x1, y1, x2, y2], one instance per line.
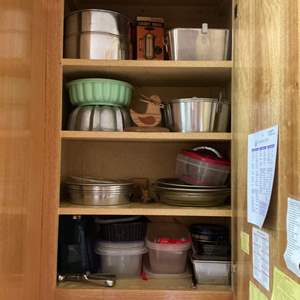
[249, 281, 269, 300]
[271, 267, 300, 300]
[241, 231, 250, 254]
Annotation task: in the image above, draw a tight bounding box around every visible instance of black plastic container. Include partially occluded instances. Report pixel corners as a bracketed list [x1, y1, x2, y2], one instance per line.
[95, 216, 148, 242]
[190, 224, 230, 259]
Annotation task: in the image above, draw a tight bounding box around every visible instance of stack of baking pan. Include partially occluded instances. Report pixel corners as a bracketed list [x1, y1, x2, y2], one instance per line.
[64, 176, 133, 206]
[154, 178, 230, 207]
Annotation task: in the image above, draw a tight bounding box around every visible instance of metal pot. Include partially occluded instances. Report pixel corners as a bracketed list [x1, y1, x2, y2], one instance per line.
[64, 9, 131, 59]
[164, 97, 218, 132]
[68, 106, 131, 131]
[168, 24, 230, 61]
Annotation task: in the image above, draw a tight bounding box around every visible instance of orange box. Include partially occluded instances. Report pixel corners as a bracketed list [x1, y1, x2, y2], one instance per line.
[136, 16, 164, 60]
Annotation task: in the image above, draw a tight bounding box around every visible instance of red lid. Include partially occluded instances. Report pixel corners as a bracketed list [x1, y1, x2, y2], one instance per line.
[155, 237, 192, 244]
[181, 150, 230, 166]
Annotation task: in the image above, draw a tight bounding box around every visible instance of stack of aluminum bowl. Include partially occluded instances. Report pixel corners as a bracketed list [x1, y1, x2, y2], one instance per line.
[154, 178, 230, 207]
[64, 177, 133, 206]
[64, 9, 131, 59]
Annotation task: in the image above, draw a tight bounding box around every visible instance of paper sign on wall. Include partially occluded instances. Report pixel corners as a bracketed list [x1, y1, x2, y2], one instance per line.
[249, 281, 269, 300]
[252, 227, 270, 291]
[271, 267, 300, 300]
[240, 231, 250, 254]
[247, 125, 278, 228]
[284, 197, 300, 278]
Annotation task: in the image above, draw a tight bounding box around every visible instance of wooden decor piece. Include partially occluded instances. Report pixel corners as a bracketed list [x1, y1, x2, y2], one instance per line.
[130, 94, 162, 127]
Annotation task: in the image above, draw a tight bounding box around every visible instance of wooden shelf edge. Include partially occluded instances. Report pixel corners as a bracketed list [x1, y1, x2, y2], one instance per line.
[58, 202, 232, 217]
[60, 131, 232, 142]
[62, 58, 233, 69]
[55, 287, 233, 300]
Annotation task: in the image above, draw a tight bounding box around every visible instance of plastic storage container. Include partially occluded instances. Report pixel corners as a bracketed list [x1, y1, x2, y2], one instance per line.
[95, 241, 147, 277]
[95, 216, 148, 241]
[191, 259, 231, 285]
[146, 223, 191, 274]
[176, 146, 230, 186]
[190, 224, 230, 258]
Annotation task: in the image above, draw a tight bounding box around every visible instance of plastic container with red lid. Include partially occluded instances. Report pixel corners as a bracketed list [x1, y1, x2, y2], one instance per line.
[146, 223, 191, 274]
[176, 146, 230, 186]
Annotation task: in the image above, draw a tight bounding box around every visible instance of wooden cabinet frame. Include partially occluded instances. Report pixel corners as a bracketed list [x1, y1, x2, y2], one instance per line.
[1, 0, 299, 300]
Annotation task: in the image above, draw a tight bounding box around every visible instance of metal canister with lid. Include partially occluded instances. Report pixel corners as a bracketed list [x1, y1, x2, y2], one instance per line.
[64, 9, 131, 59]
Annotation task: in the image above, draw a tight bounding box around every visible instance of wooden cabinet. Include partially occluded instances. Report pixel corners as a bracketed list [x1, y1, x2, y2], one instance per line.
[1, 1, 300, 300]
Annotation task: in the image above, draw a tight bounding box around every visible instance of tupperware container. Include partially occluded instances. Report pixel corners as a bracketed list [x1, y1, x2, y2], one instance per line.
[190, 224, 230, 258]
[95, 241, 147, 277]
[95, 216, 148, 241]
[191, 259, 231, 285]
[176, 146, 230, 186]
[143, 256, 191, 279]
[146, 223, 191, 274]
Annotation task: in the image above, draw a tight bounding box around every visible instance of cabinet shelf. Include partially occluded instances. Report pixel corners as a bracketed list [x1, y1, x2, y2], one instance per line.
[56, 279, 232, 300]
[59, 202, 232, 217]
[61, 131, 232, 142]
[62, 59, 232, 86]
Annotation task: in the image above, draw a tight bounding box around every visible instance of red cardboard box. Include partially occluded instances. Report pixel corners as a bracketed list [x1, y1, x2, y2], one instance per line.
[136, 16, 164, 60]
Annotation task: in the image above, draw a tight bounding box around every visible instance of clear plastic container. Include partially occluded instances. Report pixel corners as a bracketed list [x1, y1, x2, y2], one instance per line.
[191, 259, 231, 285]
[146, 223, 191, 274]
[143, 257, 192, 279]
[176, 147, 230, 186]
[95, 241, 147, 277]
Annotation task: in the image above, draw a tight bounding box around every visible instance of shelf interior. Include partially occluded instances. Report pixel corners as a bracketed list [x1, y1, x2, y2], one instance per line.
[64, 0, 232, 31]
[61, 140, 230, 180]
[62, 60, 232, 86]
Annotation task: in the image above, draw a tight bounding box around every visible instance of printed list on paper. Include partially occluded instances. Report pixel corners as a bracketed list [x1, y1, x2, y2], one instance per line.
[284, 197, 300, 278]
[252, 227, 270, 291]
[247, 125, 278, 228]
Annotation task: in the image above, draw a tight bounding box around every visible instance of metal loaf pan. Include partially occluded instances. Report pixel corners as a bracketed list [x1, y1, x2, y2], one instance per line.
[168, 25, 230, 61]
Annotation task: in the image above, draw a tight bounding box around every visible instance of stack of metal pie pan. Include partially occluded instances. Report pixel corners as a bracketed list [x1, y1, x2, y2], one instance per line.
[64, 176, 133, 206]
[154, 178, 230, 207]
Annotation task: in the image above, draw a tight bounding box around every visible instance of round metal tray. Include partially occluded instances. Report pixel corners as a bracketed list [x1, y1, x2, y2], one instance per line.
[156, 178, 227, 190]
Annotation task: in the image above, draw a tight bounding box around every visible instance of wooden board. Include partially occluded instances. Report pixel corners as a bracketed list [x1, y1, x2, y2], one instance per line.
[56, 280, 232, 300]
[61, 131, 232, 142]
[59, 202, 232, 217]
[62, 59, 232, 86]
[0, 0, 48, 299]
[61, 140, 230, 180]
[233, 0, 300, 299]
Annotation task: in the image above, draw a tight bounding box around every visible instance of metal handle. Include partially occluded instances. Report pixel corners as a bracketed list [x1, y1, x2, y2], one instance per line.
[192, 146, 223, 159]
[201, 23, 208, 34]
[162, 103, 173, 130]
[58, 273, 116, 288]
[216, 91, 223, 113]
